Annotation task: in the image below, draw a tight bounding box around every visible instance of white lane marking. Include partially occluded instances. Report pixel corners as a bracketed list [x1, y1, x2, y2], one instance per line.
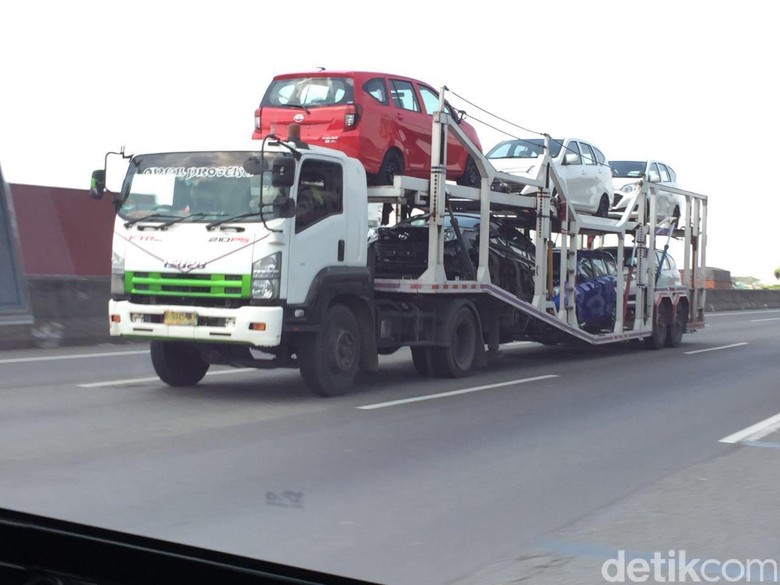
[357, 375, 560, 410]
[79, 368, 255, 388]
[0, 350, 149, 365]
[720, 411, 780, 444]
[750, 317, 780, 323]
[684, 342, 748, 355]
[707, 309, 780, 318]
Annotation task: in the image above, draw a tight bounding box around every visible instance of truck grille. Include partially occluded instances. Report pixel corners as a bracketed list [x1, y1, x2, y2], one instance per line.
[127, 272, 249, 298]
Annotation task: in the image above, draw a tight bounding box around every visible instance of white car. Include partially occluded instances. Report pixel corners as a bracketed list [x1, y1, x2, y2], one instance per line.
[610, 160, 683, 221]
[486, 137, 614, 217]
[599, 245, 682, 295]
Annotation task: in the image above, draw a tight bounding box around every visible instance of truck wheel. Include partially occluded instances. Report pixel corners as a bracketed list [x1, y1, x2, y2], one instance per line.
[431, 304, 478, 378]
[666, 302, 687, 347]
[298, 304, 360, 397]
[411, 347, 433, 377]
[150, 340, 209, 386]
[644, 302, 670, 350]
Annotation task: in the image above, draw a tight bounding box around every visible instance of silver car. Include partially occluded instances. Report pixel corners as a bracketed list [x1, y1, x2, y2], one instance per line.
[487, 137, 614, 217]
[610, 160, 683, 221]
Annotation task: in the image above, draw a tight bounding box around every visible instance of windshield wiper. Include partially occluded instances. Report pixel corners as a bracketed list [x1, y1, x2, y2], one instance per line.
[124, 213, 182, 228]
[286, 102, 310, 114]
[158, 213, 211, 230]
[206, 212, 263, 231]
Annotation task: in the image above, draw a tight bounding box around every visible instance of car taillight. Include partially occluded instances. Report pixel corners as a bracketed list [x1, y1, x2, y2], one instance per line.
[344, 104, 361, 130]
[254, 108, 262, 131]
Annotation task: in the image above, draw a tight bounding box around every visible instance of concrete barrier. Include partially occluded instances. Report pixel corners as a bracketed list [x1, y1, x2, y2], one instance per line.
[704, 289, 780, 312]
[0, 276, 112, 350]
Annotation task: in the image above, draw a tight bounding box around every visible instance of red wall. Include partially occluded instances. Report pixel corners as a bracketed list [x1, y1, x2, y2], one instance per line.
[10, 184, 115, 276]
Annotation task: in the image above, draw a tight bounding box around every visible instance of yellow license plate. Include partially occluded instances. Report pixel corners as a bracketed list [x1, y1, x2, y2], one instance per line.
[163, 311, 198, 326]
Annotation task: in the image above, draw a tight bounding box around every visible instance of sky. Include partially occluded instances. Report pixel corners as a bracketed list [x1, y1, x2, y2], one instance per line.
[2, 0, 779, 282]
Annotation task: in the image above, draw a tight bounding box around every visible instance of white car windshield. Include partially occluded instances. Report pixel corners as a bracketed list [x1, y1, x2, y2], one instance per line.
[486, 138, 563, 159]
[610, 160, 646, 178]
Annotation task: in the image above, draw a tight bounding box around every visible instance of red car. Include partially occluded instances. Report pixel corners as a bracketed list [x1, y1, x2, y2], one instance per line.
[252, 71, 483, 187]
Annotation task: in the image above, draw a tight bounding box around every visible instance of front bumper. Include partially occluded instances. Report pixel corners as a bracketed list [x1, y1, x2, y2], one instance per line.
[108, 300, 284, 347]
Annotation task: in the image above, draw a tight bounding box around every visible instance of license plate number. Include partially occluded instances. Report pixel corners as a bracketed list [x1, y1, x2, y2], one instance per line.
[163, 311, 197, 326]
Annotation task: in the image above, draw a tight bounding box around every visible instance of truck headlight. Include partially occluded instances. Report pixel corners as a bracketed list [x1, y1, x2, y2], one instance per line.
[252, 252, 281, 300]
[111, 251, 125, 294]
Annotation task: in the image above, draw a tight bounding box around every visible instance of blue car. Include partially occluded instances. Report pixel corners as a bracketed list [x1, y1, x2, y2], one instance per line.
[552, 249, 618, 331]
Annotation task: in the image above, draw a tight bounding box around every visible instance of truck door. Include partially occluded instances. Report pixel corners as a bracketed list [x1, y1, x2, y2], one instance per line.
[287, 159, 350, 305]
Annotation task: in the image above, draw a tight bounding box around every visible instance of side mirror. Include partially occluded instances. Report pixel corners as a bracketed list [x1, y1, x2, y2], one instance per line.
[273, 196, 296, 218]
[243, 156, 268, 175]
[647, 171, 661, 182]
[563, 152, 580, 165]
[271, 157, 296, 188]
[89, 169, 106, 200]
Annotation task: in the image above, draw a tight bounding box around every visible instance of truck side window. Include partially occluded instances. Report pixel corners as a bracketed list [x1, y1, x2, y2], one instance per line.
[295, 161, 343, 233]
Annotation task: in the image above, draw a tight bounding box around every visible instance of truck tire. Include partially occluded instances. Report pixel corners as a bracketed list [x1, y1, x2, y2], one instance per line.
[666, 302, 687, 347]
[150, 340, 209, 386]
[298, 304, 360, 397]
[644, 301, 670, 350]
[431, 303, 478, 378]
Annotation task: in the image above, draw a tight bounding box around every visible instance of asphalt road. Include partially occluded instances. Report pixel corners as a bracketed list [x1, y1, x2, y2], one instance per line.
[0, 309, 778, 584]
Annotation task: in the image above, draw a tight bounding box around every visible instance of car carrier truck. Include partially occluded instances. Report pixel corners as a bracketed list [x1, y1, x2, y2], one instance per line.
[90, 91, 708, 396]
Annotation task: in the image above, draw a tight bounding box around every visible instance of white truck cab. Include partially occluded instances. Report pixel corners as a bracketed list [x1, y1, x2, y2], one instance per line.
[94, 140, 375, 394]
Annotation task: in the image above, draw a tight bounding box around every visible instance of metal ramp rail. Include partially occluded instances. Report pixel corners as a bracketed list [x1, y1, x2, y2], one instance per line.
[373, 278, 652, 345]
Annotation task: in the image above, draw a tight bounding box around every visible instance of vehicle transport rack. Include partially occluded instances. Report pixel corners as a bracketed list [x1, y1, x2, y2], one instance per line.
[93, 89, 708, 395]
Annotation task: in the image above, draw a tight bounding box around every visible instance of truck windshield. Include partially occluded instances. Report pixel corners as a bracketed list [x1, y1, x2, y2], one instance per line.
[118, 151, 289, 223]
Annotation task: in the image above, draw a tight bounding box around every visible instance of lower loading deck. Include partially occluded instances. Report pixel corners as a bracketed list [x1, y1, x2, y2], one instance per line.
[373, 278, 694, 347]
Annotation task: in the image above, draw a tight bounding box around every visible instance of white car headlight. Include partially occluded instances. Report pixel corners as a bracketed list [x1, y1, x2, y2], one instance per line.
[252, 252, 281, 300]
[620, 182, 639, 193]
